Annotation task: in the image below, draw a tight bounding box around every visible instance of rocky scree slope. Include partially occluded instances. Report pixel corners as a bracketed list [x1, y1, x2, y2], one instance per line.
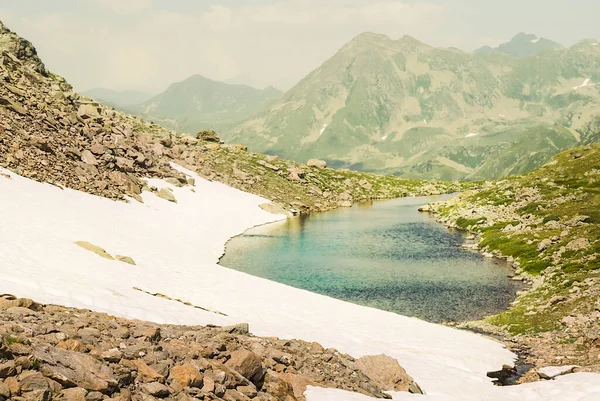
[427, 143, 600, 377]
[0, 21, 464, 215]
[0, 296, 422, 401]
[226, 33, 600, 180]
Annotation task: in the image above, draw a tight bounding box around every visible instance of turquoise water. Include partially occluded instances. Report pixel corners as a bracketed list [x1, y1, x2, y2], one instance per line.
[220, 195, 522, 323]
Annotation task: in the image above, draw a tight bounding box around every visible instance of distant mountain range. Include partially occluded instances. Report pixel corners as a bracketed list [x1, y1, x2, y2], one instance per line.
[100, 75, 282, 133]
[86, 33, 600, 181]
[475, 32, 563, 58]
[222, 33, 600, 180]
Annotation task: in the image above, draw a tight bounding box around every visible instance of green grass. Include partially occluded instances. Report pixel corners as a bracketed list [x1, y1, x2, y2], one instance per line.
[434, 143, 600, 334]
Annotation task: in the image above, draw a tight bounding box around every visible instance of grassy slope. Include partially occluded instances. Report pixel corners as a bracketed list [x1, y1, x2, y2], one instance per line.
[432, 143, 600, 334]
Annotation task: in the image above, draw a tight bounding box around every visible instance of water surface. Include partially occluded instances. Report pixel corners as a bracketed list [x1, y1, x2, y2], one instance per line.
[220, 195, 521, 322]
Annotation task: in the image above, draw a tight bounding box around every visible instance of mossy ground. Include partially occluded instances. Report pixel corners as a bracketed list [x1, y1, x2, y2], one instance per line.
[434, 143, 600, 335]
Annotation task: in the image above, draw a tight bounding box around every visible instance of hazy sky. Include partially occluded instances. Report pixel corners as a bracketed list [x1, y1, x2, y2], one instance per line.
[1, 0, 598, 93]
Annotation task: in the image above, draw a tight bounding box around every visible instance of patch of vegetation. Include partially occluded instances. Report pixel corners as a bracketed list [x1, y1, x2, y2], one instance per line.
[455, 217, 486, 229]
[435, 143, 600, 334]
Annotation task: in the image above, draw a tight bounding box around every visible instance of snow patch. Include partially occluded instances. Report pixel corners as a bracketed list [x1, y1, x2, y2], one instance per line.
[531, 37, 540, 44]
[573, 78, 591, 90]
[1, 167, 600, 400]
[381, 135, 388, 141]
[466, 132, 480, 138]
[319, 124, 328, 136]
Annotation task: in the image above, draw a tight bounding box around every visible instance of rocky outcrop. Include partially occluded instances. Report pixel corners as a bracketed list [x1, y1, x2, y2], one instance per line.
[0, 295, 420, 400]
[306, 159, 327, 169]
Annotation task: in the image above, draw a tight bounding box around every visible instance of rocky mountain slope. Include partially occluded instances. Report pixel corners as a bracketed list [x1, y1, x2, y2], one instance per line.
[475, 33, 563, 58]
[426, 143, 600, 375]
[81, 88, 154, 108]
[0, 295, 423, 400]
[225, 33, 600, 180]
[0, 21, 463, 215]
[123, 75, 282, 134]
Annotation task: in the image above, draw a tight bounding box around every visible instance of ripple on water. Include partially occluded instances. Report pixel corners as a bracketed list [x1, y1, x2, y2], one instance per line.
[219, 195, 523, 323]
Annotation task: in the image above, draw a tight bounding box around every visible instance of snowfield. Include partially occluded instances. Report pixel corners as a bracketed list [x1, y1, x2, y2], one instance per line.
[1, 166, 600, 401]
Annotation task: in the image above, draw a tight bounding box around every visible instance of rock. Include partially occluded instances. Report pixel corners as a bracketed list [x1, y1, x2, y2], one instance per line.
[89, 143, 106, 155]
[33, 344, 118, 394]
[132, 359, 164, 383]
[19, 371, 50, 392]
[0, 381, 10, 400]
[0, 360, 16, 378]
[306, 159, 327, 169]
[169, 364, 203, 388]
[56, 340, 86, 352]
[538, 365, 578, 379]
[566, 238, 590, 251]
[140, 382, 170, 398]
[225, 350, 265, 384]
[156, 188, 177, 203]
[196, 130, 220, 143]
[259, 203, 290, 216]
[100, 348, 123, 363]
[223, 144, 247, 152]
[77, 104, 101, 120]
[338, 200, 352, 208]
[538, 239, 552, 252]
[115, 255, 136, 266]
[80, 150, 98, 166]
[354, 354, 416, 392]
[0, 297, 42, 311]
[59, 388, 88, 401]
[131, 326, 161, 341]
[74, 241, 114, 260]
[256, 160, 279, 172]
[0, 96, 26, 114]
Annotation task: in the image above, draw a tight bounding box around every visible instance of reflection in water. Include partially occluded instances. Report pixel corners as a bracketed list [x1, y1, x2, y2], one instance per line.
[220, 195, 522, 323]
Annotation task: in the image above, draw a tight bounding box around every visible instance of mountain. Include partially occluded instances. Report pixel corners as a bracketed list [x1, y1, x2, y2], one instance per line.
[224, 32, 600, 180]
[126, 75, 282, 134]
[476, 32, 563, 57]
[81, 88, 154, 107]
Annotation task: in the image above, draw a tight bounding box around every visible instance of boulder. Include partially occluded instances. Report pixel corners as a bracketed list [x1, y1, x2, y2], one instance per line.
[169, 364, 203, 388]
[33, 345, 118, 394]
[538, 239, 552, 252]
[566, 238, 590, 251]
[306, 159, 327, 169]
[354, 354, 418, 393]
[77, 104, 101, 120]
[156, 188, 177, 203]
[140, 382, 169, 398]
[196, 130, 220, 143]
[80, 150, 98, 166]
[225, 349, 265, 384]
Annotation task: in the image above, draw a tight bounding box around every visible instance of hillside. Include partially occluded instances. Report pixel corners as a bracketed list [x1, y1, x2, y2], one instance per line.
[427, 143, 600, 373]
[475, 33, 563, 57]
[0, 22, 464, 215]
[125, 75, 282, 134]
[81, 88, 154, 107]
[225, 33, 600, 180]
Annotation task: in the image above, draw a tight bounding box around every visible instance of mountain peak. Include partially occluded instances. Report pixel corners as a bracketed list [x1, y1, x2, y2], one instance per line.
[0, 19, 49, 76]
[476, 32, 562, 57]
